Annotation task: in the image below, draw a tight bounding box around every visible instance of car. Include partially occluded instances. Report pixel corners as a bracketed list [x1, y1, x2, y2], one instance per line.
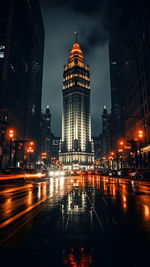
[129, 168, 136, 178]
[117, 168, 132, 178]
[135, 168, 147, 179]
[143, 169, 150, 180]
[109, 170, 118, 177]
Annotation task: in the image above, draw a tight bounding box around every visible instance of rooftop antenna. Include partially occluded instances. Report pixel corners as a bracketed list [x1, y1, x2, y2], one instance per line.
[73, 31, 78, 42]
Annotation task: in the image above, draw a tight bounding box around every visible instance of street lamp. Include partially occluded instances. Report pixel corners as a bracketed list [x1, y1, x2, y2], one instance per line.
[7, 128, 15, 167]
[26, 141, 35, 168]
[117, 140, 125, 169]
[119, 140, 125, 146]
[137, 129, 144, 168]
[110, 152, 115, 169]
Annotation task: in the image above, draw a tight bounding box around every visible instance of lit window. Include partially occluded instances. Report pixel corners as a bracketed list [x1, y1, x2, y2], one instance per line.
[0, 52, 4, 58]
[0, 45, 5, 50]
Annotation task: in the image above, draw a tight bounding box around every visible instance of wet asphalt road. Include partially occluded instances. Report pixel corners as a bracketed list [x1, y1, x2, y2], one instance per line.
[0, 175, 150, 266]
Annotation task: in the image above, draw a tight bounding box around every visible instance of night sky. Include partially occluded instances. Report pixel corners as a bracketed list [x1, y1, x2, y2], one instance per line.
[39, 0, 113, 137]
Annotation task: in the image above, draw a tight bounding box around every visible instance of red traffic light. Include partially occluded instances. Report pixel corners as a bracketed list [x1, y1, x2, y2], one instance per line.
[8, 129, 15, 139]
[42, 152, 47, 159]
[26, 140, 35, 153]
[138, 129, 144, 139]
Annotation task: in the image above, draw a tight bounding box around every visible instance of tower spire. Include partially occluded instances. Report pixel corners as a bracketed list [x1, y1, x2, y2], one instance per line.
[73, 31, 78, 42]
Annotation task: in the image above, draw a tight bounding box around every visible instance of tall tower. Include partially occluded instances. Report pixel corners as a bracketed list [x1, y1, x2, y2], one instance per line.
[41, 105, 51, 157]
[59, 39, 94, 167]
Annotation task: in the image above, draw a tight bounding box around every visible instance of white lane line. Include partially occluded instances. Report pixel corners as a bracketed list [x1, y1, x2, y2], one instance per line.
[65, 215, 70, 232]
[101, 196, 108, 206]
[85, 192, 104, 232]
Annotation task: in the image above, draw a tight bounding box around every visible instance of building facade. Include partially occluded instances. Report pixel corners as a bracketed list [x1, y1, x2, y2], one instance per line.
[40, 106, 60, 161]
[109, 1, 126, 152]
[121, 1, 150, 166]
[0, 0, 44, 168]
[93, 135, 102, 161]
[40, 105, 51, 158]
[101, 106, 111, 157]
[109, 0, 150, 167]
[59, 40, 94, 167]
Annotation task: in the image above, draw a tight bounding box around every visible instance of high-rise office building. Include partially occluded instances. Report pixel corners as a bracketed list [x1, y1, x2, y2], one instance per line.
[40, 106, 60, 160]
[59, 40, 94, 167]
[109, 0, 150, 166]
[109, 1, 126, 151]
[0, 0, 44, 167]
[40, 105, 51, 157]
[101, 106, 111, 156]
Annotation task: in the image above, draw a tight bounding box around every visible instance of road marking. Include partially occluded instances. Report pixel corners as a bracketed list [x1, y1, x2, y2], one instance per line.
[101, 196, 108, 206]
[85, 192, 104, 232]
[0, 195, 51, 230]
[65, 215, 70, 232]
[0, 183, 73, 243]
[0, 189, 66, 230]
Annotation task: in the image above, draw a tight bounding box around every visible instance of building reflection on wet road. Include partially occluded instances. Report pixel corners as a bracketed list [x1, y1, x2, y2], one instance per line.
[0, 175, 150, 266]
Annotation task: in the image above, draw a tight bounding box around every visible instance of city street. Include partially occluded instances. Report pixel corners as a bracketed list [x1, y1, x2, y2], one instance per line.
[0, 174, 150, 266]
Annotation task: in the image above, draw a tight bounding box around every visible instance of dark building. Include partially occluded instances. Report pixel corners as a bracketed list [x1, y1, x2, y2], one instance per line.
[40, 106, 60, 161]
[109, 2, 126, 151]
[121, 1, 150, 166]
[40, 105, 51, 158]
[101, 106, 111, 157]
[109, 0, 150, 166]
[0, 0, 44, 167]
[93, 135, 102, 160]
[51, 134, 60, 160]
[59, 39, 94, 167]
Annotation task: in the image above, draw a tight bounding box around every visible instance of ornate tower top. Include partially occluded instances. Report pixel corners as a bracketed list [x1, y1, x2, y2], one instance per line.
[68, 40, 85, 68]
[69, 42, 83, 59]
[63, 36, 90, 91]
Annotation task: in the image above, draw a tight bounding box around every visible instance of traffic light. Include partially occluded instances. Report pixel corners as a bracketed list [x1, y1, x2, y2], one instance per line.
[138, 129, 144, 139]
[42, 152, 47, 159]
[8, 129, 15, 139]
[26, 140, 35, 153]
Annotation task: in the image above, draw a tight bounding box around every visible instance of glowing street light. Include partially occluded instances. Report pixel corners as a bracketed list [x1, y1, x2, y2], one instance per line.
[119, 140, 124, 146]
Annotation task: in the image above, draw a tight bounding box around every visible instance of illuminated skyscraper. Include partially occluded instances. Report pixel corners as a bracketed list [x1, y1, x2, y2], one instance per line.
[59, 39, 94, 167]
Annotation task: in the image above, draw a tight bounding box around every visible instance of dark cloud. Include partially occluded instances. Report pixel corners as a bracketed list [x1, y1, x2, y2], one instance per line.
[40, 0, 111, 55]
[40, 0, 111, 16]
[80, 18, 109, 54]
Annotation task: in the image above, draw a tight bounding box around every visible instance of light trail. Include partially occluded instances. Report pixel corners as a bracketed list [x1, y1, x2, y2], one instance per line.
[0, 178, 73, 243]
[0, 173, 46, 181]
[0, 184, 33, 194]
